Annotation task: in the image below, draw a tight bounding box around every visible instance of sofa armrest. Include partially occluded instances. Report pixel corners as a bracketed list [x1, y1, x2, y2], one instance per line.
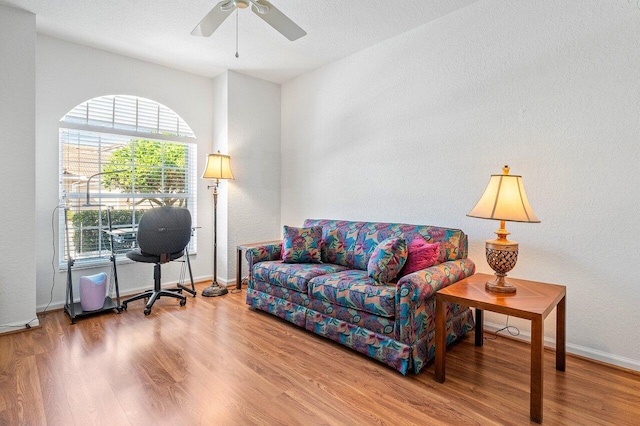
[245, 243, 282, 267]
[394, 258, 475, 344]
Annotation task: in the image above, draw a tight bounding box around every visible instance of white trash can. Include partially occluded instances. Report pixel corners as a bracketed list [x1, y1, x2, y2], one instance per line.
[79, 272, 108, 311]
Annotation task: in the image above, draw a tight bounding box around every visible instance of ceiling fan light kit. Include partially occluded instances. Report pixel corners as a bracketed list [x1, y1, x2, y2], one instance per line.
[191, 0, 306, 48]
[225, 0, 249, 10]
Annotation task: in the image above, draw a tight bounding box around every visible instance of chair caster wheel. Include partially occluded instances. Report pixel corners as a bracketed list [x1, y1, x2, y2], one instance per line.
[179, 299, 186, 307]
[144, 308, 151, 315]
[121, 303, 127, 311]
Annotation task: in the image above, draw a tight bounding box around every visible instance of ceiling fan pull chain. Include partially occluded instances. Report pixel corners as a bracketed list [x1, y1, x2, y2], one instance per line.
[235, 7, 239, 58]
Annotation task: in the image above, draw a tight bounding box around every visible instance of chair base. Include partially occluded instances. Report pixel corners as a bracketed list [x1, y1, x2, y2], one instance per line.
[121, 263, 187, 315]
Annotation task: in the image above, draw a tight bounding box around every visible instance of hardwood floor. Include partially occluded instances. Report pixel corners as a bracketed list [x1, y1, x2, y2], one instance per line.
[1, 282, 638, 425]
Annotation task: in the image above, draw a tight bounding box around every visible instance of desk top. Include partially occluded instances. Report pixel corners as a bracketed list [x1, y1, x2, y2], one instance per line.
[103, 227, 137, 236]
[103, 226, 200, 236]
[437, 273, 566, 320]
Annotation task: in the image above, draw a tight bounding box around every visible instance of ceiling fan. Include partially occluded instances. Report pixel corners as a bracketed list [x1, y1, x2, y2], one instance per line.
[191, 0, 307, 41]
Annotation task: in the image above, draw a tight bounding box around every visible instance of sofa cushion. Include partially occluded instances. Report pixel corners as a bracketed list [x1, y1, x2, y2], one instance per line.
[367, 237, 407, 283]
[282, 225, 323, 263]
[353, 222, 466, 270]
[308, 270, 396, 318]
[322, 229, 347, 265]
[253, 261, 348, 293]
[304, 219, 365, 267]
[398, 235, 440, 277]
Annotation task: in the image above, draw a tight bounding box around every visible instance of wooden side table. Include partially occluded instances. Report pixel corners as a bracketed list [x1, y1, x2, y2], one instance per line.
[435, 273, 566, 423]
[235, 240, 281, 290]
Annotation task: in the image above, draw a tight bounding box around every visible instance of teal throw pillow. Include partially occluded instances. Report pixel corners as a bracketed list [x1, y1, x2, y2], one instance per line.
[282, 225, 323, 263]
[367, 237, 408, 284]
[321, 228, 347, 265]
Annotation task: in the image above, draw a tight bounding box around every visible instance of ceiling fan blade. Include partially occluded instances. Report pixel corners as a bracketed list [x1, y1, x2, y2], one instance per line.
[250, 0, 307, 41]
[191, 1, 235, 37]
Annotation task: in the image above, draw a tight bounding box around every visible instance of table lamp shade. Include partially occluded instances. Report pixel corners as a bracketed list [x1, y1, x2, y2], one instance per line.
[467, 171, 539, 223]
[202, 152, 234, 180]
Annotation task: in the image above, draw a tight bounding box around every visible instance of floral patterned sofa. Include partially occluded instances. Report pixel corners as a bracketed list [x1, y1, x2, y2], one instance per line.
[245, 219, 476, 375]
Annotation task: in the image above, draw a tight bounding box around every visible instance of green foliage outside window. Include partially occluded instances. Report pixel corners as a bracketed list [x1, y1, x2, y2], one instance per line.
[101, 139, 188, 208]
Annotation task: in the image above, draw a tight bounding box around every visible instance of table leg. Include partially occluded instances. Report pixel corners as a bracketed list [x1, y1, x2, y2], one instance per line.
[475, 308, 484, 347]
[435, 295, 446, 383]
[530, 316, 544, 423]
[236, 247, 242, 290]
[556, 295, 566, 371]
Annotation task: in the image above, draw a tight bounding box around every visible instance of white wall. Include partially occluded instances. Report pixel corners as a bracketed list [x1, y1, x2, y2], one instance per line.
[205, 71, 281, 286]
[35, 36, 217, 309]
[210, 72, 231, 282]
[281, 0, 640, 370]
[227, 71, 281, 283]
[0, 5, 38, 331]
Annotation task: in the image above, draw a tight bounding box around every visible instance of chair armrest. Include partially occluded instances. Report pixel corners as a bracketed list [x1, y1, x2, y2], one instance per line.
[394, 258, 476, 344]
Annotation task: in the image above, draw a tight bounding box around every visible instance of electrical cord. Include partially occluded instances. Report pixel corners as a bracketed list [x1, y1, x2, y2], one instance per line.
[229, 276, 248, 294]
[43, 205, 63, 313]
[484, 315, 520, 341]
[0, 205, 61, 331]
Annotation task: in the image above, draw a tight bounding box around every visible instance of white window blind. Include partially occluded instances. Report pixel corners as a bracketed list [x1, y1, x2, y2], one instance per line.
[63, 95, 195, 138]
[59, 95, 197, 266]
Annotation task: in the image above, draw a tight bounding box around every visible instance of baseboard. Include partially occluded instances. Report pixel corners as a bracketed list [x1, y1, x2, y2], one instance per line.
[216, 276, 234, 286]
[484, 320, 640, 372]
[0, 318, 41, 335]
[36, 274, 213, 313]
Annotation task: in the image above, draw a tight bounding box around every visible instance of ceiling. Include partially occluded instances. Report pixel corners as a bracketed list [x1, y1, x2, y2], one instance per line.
[1, 0, 479, 84]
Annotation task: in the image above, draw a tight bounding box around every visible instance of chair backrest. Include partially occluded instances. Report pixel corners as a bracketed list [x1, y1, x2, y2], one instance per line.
[136, 207, 192, 257]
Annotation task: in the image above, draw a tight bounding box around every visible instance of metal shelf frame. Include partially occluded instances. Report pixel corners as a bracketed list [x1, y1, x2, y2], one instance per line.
[63, 207, 122, 324]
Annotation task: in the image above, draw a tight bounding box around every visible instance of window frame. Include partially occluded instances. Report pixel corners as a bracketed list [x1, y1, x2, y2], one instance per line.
[58, 95, 198, 268]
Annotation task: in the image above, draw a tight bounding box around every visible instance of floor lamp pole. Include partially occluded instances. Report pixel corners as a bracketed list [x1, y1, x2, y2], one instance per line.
[202, 179, 228, 297]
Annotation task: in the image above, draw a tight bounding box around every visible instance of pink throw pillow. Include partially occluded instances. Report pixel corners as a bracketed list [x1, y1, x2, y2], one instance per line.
[399, 235, 440, 277]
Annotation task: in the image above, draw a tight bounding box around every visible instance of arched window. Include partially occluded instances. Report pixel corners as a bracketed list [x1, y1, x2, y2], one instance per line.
[59, 95, 197, 265]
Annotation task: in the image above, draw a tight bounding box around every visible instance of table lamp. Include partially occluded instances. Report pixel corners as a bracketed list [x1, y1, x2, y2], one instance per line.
[467, 166, 540, 293]
[202, 151, 234, 297]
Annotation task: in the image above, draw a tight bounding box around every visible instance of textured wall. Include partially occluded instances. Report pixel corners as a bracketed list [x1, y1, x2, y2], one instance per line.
[226, 71, 282, 284]
[209, 72, 230, 281]
[281, 1, 640, 369]
[35, 36, 216, 309]
[0, 5, 37, 331]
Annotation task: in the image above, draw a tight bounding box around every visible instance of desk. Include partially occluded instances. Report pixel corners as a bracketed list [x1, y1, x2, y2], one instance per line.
[235, 240, 281, 289]
[435, 273, 566, 423]
[104, 227, 137, 243]
[102, 226, 197, 297]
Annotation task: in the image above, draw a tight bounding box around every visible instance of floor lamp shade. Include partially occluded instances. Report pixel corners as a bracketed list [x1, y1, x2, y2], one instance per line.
[202, 152, 234, 180]
[201, 151, 233, 297]
[467, 166, 540, 293]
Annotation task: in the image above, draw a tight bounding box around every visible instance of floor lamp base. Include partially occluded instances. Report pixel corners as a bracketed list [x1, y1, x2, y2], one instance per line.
[202, 283, 228, 297]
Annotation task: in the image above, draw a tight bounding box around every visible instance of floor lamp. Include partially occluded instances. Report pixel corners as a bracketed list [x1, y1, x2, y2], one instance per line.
[202, 151, 234, 297]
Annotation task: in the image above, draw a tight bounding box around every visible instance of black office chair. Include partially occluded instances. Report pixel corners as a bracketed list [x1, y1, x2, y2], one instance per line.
[121, 206, 192, 316]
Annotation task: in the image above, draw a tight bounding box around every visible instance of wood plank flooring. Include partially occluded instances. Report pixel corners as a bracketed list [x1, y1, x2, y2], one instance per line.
[1, 281, 638, 425]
